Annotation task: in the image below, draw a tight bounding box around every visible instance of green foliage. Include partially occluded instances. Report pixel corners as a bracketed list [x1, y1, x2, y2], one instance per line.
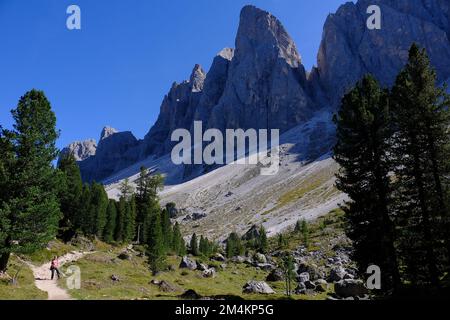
[57, 152, 83, 240]
[161, 208, 173, 251]
[333, 44, 450, 293]
[390, 43, 450, 287]
[146, 206, 165, 274]
[103, 200, 117, 243]
[281, 253, 296, 296]
[123, 196, 136, 242]
[198, 235, 217, 257]
[171, 222, 186, 256]
[226, 232, 244, 258]
[0, 90, 61, 272]
[90, 182, 109, 238]
[115, 197, 127, 243]
[190, 233, 199, 256]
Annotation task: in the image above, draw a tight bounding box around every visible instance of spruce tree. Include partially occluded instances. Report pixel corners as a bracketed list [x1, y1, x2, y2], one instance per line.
[281, 253, 295, 296]
[78, 184, 92, 234]
[161, 208, 172, 251]
[333, 75, 400, 291]
[119, 178, 134, 200]
[90, 182, 109, 238]
[103, 199, 117, 243]
[123, 196, 136, 242]
[190, 233, 199, 256]
[390, 44, 450, 287]
[257, 226, 268, 253]
[172, 222, 185, 256]
[225, 232, 244, 258]
[0, 90, 61, 272]
[147, 207, 165, 274]
[57, 152, 83, 240]
[115, 197, 127, 242]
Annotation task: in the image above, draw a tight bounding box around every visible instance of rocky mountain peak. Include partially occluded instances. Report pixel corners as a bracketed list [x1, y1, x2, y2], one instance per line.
[217, 47, 234, 61]
[236, 5, 301, 68]
[189, 64, 206, 93]
[60, 139, 97, 162]
[100, 126, 118, 140]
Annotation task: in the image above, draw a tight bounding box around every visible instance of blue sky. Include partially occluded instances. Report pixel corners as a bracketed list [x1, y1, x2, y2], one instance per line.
[0, 0, 347, 150]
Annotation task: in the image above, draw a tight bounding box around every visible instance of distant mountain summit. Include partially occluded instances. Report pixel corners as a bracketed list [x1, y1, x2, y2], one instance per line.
[64, 0, 450, 183]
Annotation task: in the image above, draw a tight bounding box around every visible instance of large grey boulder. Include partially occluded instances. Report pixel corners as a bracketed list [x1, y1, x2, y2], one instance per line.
[266, 268, 284, 282]
[179, 256, 197, 270]
[328, 266, 347, 283]
[242, 280, 275, 294]
[334, 279, 368, 298]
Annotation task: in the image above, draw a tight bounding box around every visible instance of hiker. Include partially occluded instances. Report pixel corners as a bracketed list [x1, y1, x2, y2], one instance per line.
[50, 256, 61, 280]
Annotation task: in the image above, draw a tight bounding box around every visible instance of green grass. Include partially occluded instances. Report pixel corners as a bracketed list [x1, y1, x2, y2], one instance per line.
[63, 246, 332, 300]
[26, 240, 78, 265]
[0, 256, 47, 300]
[269, 208, 346, 253]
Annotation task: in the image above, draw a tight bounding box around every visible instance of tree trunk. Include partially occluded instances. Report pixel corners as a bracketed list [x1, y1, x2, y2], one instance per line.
[0, 252, 10, 273]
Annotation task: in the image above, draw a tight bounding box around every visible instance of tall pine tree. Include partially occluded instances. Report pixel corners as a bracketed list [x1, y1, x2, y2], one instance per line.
[390, 44, 450, 287]
[0, 90, 61, 272]
[333, 75, 400, 292]
[57, 152, 83, 240]
[103, 199, 117, 243]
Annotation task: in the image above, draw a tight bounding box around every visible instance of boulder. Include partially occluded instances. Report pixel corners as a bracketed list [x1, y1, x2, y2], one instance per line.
[202, 268, 217, 278]
[117, 252, 132, 260]
[254, 253, 267, 264]
[328, 266, 347, 283]
[197, 263, 209, 271]
[297, 272, 310, 283]
[179, 289, 202, 300]
[179, 256, 197, 270]
[211, 253, 226, 262]
[334, 279, 368, 298]
[150, 280, 179, 293]
[242, 281, 275, 294]
[304, 280, 316, 290]
[110, 274, 120, 282]
[266, 269, 284, 282]
[295, 282, 307, 295]
[255, 263, 275, 271]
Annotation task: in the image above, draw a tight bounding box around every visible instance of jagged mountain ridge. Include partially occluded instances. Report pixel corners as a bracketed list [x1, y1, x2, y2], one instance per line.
[66, 0, 450, 185]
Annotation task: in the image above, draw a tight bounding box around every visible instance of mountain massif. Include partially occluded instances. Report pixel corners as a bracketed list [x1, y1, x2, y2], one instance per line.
[66, 0, 450, 187]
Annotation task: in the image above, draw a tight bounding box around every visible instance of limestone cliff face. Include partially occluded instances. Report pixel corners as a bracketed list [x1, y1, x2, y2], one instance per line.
[77, 127, 139, 182]
[317, 0, 450, 105]
[60, 139, 97, 162]
[207, 5, 317, 133]
[66, 0, 450, 183]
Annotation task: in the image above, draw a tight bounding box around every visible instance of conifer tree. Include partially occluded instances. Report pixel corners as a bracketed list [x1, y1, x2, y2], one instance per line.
[257, 226, 268, 253]
[190, 233, 199, 256]
[57, 152, 83, 240]
[0, 90, 60, 272]
[115, 197, 127, 242]
[281, 253, 295, 296]
[225, 232, 244, 258]
[172, 222, 185, 256]
[161, 208, 173, 251]
[390, 44, 450, 287]
[123, 196, 136, 242]
[146, 207, 165, 274]
[78, 184, 92, 234]
[90, 182, 109, 238]
[103, 199, 117, 243]
[333, 75, 400, 291]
